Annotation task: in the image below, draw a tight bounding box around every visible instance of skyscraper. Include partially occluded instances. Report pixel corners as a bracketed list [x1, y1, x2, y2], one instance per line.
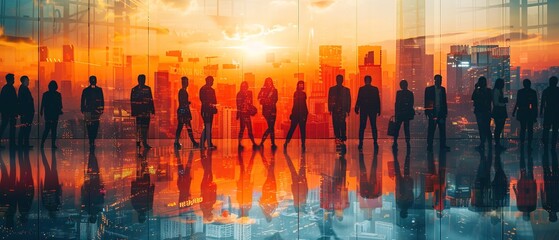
[447, 45, 471, 102]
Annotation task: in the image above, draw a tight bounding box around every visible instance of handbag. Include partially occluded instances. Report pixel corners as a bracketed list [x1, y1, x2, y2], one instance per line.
[387, 116, 398, 136]
[248, 105, 257, 116]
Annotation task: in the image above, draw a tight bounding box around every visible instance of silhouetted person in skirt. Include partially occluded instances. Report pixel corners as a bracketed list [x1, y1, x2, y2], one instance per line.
[40, 80, 63, 149]
[258, 77, 278, 149]
[284, 81, 308, 151]
[174, 76, 199, 149]
[512, 79, 538, 151]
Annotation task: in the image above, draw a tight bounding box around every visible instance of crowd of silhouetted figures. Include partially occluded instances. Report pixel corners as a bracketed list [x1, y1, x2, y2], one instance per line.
[0, 72, 558, 151]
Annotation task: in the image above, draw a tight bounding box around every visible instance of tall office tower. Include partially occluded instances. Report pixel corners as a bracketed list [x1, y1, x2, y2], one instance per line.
[447, 45, 471, 102]
[155, 71, 172, 138]
[358, 49, 383, 97]
[319, 45, 344, 95]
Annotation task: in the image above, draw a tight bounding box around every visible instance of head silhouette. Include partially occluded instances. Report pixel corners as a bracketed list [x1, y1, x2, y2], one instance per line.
[181, 76, 189, 88]
[476, 76, 487, 88]
[240, 81, 249, 92]
[205, 76, 214, 86]
[400, 80, 408, 90]
[20, 75, 29, 87]
[336, 74, 344, 86]
[89, 75, 97, 86]
[296, 80, 305, 91]
[434, 75, 442, 87]
[264, 77, 274, 88]
[364, 75, 372, 85]
[138, 74, 146, 86]
[549, 76, 558, 87]
[5, 73, 14, 85]
[523, 79, 531, 89]
[494, 78, 504, 90]
[48, 80, 58, 91]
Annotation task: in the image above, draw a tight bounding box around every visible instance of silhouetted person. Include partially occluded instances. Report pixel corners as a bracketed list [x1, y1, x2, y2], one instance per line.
[41, 148, 62, 219]
[513, 148, 536, 221]
[81, 151, 105, 224]
[237, 150, 256, 218]
[492, 78, 508, 150]
[258, 77, 279, 149]
[541, 76, 559, 149]
[320, 149, 349, 222]
[328, 74, 351, 146]
[174, 76, 199, 149]
[393, 80, 415, 149]
[355, 75, 381, 150]
[0, 73, 18, 149]
[130, 74, 155, 149]
[237, 81, 258, 149]
[472, 76, 492, 151]
[425, 75, 450, 152]
[541, 149, 558, 222]
[284, 149, 308, 214]
[512, 79, 538, 151]
[471, 147, 492, 212]
[359, 149, 382, 201]
[491, 148, 509, 212]
[200, 148, 217, 222]
[435, 150, 447, 218]
[393, 149, 414, 219]
[131, 148, 154, 223]
[177, 150, 194, 213]
[81, 75, 104, 149]
[40, 80, 63, 149]
[17, 76, 34, 148]
[17, 149, 34, 224]
[284, 81, 308, 150]
[199, 76, 217, 150]
[259, 149, 278, 222]
[0, 150, 17, 228]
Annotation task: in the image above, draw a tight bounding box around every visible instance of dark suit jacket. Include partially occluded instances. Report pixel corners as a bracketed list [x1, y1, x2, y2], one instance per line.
[513, 88, 538, 121]
[541, 86, 559, 124]
[81, 86, 104, 113]
[0, 84, 18, 116]
[328, 85, 351, 115]
[40, 91, 63, 120]
[355, 85, 381, 114]
[395, 90, 414, 120]
[199, 85, 217, 115]
[130, 85, 155, 117]
[18, 85, 34, 116]
[424, 86, 448, 118]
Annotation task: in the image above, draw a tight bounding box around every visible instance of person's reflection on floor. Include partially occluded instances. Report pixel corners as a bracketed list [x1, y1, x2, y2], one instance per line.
[321, 149, 348, 222]
[393, 148, 414, 219]
[81, 150, 105, 224]
[358, 149, 382, 220]
[513, 148, 536, 221]
[0, 150, 17, 228]
[471, 148, 492, 213]
[284, 149, 308, 215]
[16, 149, 34, 225]
[177, 149, 194, 213]
[316, 211, 340, 240]
[491, 148, 509, 224]
[541, 149, 559, 222]
[258, 149, 277, 222]
[41, 148, 61, 220]
[428, 150, 447, 219]
[200, 148, 216, 222]
[237, 150, 256, 219]
[131, 148, 154, 223]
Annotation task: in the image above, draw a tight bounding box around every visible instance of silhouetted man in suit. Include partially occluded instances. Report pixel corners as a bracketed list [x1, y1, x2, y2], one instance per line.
[541, 76, 559, 149]
[200, 76, 218, 149]
[18, 76, 34, 148]
[355, 75, 381, 150]
[328, 74, 351, 146]
[424, 75, 450, 152]
[513, 79, 538, 151]
[131, 74, 155, 149]
[81, 76, 104, 149]
[0, 73, 18, 148]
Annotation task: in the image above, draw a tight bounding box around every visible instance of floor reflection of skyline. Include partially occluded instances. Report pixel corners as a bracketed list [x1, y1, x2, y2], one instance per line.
[0, 139, 557, 239]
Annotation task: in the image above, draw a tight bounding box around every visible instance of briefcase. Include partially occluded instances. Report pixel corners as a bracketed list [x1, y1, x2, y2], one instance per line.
[387, 116, 398, 136]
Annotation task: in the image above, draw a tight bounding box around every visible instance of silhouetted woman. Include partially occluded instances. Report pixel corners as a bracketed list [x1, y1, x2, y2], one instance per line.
[472, 76, 492, 151]
[393, 80, 414, 149]
[40, 80, 63, 149]
[512, 79, 538, 151]
[237, 81, 258, 149]
[259, 150, 277, 222]
[174, 77, 199, 149]
[41, 148, 62, 219]
[284, 149, 308, 214]
[284, 81, 308, 150]
[258, 77, 279, 149]
[492, 78, 508, 150]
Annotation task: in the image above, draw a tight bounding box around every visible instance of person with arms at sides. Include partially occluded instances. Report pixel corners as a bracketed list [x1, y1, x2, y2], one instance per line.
[393, 80, 414, 150]
[40, 80, 63, 149]
[540, 149, 558, 222]
[492, 78, 509, 150]
[424, 74, 450, 152]
[0, 73, 18, 149]
[540, 76, 559, 149]
[284, 80, 309, 151]
[199, 76, 218, 150]
[130, 74, 155, 149]
[131, 148, 154, 223]
[81, 75, 104, 149]
[512, 79, 538, 151]
[328, 74, 351, 148]
[258, 77, 279, 149]
[174, 76, 199, 149]
[513, 148, 536, 221]
[17, 76, 34, 149]
[472, 76, 492, 151]
[355, 75, 381, 151]
[236, 81, 258, 150]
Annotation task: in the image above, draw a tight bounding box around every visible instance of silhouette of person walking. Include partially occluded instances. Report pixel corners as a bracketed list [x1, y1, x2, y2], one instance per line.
[541, 76, 559, 149]
[258, 150, 278, 222]
[258, 77, 278, 149]
[284, 149, 308, 214]
[284, 81, 308, 150]
[199, 76, 217, 150]
[355, 75, 381, 150]
[17, 76, 34, 148]
[328, 75, 351, 147]
[236, 81, 258, 149]
[174, 76, 199, 149]
[393, 80, 414, 149]
[200, 148, 217, 222]
[237, 150, 256, 218]
[81, 76, 104, 149]
[472, 77, 492, 151]
[492, 78, 508, 150]
[130, 74, 155, 149]
[424, 75, 450, 152]
[0, 73, 18, 149]
[540, 149, 558, 222]
[40, 80, 63, 149]
[512, 79, 538, 151]
[131, 148, 154, 223]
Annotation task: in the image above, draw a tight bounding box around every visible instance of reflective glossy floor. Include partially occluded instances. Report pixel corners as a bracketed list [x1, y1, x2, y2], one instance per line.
[0, 138, 558, 240]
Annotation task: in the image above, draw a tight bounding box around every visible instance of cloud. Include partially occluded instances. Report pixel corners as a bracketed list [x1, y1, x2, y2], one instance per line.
[159, 0, 196, 10]
[222, 24, 287, 41]
[308, 0, 338, 10]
